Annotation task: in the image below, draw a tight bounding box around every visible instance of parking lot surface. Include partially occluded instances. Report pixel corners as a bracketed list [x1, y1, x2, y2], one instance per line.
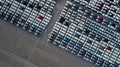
[0, 0, 95, 67]
[1, 0, 120, 67]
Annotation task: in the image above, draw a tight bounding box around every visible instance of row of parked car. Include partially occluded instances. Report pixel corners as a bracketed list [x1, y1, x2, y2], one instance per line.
[48, 1, 120, 67]
[0, 0, 56, 36]
[74, 0, 120, 5]
[65, 0, 120, 34]
[73, 0, 120, 27]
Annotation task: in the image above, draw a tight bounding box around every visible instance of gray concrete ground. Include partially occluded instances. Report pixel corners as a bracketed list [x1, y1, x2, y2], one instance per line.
[0, 0, 95, 67]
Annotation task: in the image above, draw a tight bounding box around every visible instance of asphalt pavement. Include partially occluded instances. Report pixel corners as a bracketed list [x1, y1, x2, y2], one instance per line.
[0, 0, 95, 67]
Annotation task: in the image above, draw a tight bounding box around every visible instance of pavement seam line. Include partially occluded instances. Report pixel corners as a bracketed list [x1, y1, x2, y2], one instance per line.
[24, 38, 40, 67]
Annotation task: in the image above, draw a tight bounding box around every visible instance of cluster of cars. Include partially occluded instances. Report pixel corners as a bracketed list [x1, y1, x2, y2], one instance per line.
[73, 0, 120, 29]
[74, 0, 120, 4]
[0, 0, 56, 36]
[48, 1, 120, 67]
[0, 0, 120, 67]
